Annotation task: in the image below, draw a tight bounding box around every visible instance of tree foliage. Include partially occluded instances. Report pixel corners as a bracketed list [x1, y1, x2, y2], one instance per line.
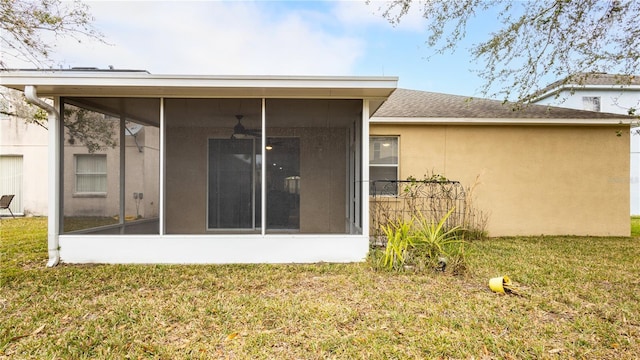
[0, 0, 102, 69]
[376, 0, 640, 102]
[1, 88, 118, 153]
[63, 106, 118, 153]
[1, 0, 115, 151]
[0, 88, 47, 125]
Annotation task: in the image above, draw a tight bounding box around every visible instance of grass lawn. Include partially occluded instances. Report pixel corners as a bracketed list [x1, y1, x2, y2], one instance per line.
[632, 216, 640, 237]
[1, 218, 639, 359]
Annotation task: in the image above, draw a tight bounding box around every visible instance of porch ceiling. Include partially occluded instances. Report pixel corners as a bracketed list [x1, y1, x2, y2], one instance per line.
[0, 71, 398, 100]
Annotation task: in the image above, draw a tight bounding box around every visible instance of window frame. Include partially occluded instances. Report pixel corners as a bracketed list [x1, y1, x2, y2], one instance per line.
[369, 136, 399, 196]
[582, 96, 601, 112]
[74, 154, 107, 197]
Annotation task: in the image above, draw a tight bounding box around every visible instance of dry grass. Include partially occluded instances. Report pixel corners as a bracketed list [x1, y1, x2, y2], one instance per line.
[1, 217, 639, 359]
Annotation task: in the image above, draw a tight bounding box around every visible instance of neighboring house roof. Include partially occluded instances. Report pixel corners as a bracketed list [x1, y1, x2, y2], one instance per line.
[528, 73, 640, 102]
[543, 72, 640, 88]
[372, 88, 631, 122]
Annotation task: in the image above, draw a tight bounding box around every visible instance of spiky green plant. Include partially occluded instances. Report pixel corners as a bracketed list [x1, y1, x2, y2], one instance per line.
[376, 208, 469, 274]
[413, 207, 467, 273]
[380, 219, 415, 271]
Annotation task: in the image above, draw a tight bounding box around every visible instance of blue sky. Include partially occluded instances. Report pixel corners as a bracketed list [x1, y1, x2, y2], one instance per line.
[14, 0, 506, 97]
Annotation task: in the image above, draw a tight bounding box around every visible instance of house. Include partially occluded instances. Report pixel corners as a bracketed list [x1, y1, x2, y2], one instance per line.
[527, 73, 640, 215]
[369, 88, 631, 237]
[1, 107, 49, 216]
[0, 70, 632, 266]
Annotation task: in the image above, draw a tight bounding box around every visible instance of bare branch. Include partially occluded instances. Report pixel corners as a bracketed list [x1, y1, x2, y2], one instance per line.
[375, 0, 640, 102]
[0, 0, 104, 69]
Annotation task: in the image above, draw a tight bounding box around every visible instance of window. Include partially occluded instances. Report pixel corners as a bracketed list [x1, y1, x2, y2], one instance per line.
[369, 136, 398, 195]
[75, 154, 107, 194]
[582, 96, 601, 112]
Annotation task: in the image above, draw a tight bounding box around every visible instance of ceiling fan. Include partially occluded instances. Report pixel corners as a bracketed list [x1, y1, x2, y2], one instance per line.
[231, 115, 261, 139]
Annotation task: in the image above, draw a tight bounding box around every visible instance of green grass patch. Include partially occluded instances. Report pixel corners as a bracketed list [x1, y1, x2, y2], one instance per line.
[1, 218, 640, 359]
[63, 216, 120, 233]
[632, 216, 640, 237]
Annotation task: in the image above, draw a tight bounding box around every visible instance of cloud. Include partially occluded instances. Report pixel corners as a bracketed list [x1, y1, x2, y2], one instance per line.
[332, 1, 427, 32]
[43, 1, 366, 75]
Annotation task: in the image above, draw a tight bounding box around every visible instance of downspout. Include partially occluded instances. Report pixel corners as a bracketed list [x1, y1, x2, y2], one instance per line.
[24, 86, 60, 267]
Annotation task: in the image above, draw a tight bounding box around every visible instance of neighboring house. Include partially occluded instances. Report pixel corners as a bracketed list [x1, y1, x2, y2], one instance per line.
[1, 112, 48, 216]
[528, 73, 640, 215]
[0, 70, 632, 265]
[0, 110, 157, 219]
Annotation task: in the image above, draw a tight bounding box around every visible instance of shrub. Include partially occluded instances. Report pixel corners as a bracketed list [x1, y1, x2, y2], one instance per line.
[379, 219, 415, 271]
[412, 208, 467, 274]
[373, 207, 468, 274]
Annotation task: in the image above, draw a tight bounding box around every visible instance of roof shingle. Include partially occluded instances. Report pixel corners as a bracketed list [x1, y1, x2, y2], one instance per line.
[372, 88, 631, 119]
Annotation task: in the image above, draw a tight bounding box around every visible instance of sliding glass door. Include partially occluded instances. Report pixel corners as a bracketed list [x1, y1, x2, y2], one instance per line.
[208, 138, 261, 229]
[208, 136, 300, 231]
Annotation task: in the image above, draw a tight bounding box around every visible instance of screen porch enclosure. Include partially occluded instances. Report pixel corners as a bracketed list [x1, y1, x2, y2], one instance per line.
[60, 97, 364, 236]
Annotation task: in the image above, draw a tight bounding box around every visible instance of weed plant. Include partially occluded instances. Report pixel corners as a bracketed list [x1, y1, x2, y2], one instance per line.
[376, 208, 467, 274]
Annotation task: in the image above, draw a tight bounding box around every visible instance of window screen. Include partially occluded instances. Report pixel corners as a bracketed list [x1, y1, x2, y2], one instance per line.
[75, 154, 107, 194]
[369, 136, 398, 195]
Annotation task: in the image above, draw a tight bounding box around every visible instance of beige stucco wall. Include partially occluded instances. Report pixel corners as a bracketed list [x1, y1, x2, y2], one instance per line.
[63, 145, 120, 218]
[165, 126, 347, 234]
[62, 127, 159, 220]
[139, 127, 160, 218]
[370, 124, 630, 236]
[0, 116, 159, 218]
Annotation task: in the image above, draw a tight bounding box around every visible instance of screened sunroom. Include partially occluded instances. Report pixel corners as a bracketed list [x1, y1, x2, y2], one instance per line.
[0, 70, 397, 264]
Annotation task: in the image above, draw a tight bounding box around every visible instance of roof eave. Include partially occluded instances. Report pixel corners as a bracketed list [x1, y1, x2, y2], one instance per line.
[0, 71, 398, 99]
[370, 116, 634, 126]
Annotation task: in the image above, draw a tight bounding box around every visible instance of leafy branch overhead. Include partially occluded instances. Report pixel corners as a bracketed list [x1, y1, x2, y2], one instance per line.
[0, 88, 47, 127]
[1, 0, 113, 152]
[1, 89, 117, 153]
[0, 0, 104, 69]
[376, 0, 640, 102]
[64, 107, 118, 153]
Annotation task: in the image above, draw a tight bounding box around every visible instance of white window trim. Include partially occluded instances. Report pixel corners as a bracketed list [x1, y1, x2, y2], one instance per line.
[74, 154, 107, 197]
[369, 136, 399, 196]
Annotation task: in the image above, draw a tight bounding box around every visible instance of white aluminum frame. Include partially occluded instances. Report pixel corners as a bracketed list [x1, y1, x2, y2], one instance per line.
[56, 97, 373, 264]
[5, 72, 397, 265]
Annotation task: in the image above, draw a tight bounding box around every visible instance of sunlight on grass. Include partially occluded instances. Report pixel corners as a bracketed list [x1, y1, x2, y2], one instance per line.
[1, 218, 639, 358]
[632, 216, 640, 237]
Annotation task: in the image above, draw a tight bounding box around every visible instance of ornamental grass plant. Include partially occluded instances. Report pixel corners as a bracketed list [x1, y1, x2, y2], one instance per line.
[375, 208, 467, 274]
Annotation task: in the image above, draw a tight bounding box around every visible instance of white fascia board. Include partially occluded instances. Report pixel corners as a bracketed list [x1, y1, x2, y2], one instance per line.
[0, 71, 398, 98]
[370, 117, 634, 126]
[532, 84, 640, 103]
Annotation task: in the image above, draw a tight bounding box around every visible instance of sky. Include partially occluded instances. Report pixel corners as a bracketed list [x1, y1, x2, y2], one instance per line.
[8, 0, 504, 97]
